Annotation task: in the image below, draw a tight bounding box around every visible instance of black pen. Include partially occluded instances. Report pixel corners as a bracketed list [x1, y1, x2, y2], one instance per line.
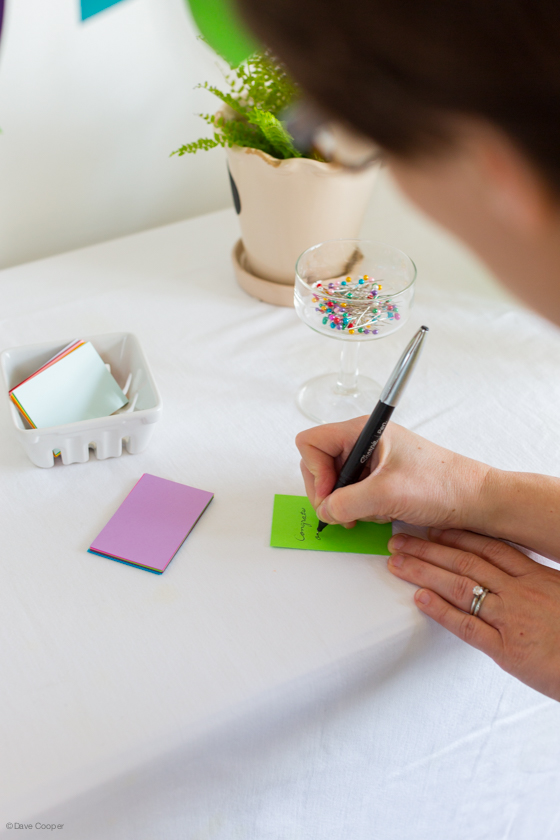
[317, 326, 429, 533]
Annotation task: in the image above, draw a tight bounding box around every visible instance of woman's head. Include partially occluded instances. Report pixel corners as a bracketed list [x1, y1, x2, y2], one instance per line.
[238, 0, 560, 323]
[238, 0, 560, 187]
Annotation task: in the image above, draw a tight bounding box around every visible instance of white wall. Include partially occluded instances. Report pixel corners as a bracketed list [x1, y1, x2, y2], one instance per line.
[0, 0, 232, 269]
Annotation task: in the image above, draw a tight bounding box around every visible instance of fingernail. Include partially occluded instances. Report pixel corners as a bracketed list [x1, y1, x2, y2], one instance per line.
[429, 528, 442, 539]
[416, 589, 431, 605]
[389, 554, 404, 568]
[317, 502, 329, 522]
[389, 534, 406, 551]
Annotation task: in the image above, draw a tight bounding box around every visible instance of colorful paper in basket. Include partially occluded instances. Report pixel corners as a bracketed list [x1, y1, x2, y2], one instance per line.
[270, 494, 392, 554]
[88, 474, 214, 574]
[9, 340, 84, 425]
[10, 341, 128, 430]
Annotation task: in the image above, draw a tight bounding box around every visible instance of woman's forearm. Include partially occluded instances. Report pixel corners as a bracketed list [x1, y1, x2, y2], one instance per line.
[470, 468, 560, 561]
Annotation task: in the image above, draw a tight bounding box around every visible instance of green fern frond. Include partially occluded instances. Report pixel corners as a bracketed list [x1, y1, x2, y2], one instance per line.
[171, 50, 314, 162]
[196, 82, 248, 117]
[247, 108, 301, 160]
[171, 137, 220, 156]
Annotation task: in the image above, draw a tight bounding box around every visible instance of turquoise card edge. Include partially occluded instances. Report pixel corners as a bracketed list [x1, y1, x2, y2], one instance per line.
[87, 548, 163, 574]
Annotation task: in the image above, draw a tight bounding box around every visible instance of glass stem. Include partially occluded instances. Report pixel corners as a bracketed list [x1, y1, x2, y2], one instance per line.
[335, 341, 361, 394]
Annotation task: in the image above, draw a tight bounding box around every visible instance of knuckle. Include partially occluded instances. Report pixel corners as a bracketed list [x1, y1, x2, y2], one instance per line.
[458, 614, 478, 644]
[440, 529, 464, 545]
[481, 537, 509, 561]
[404, 556, 424, 578]
[328, 494, 349, 523]
[453, 551, 477, 578]
[451, 575, 471, 604]
[488, 597, 507, 629]
[409, 538, 431, 559]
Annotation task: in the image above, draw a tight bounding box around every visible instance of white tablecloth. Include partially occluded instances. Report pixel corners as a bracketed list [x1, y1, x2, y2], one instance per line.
[2, 174, 560, 839]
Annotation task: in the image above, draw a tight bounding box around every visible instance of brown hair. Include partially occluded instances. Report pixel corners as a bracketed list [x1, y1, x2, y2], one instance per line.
[237, 0, 560, 189]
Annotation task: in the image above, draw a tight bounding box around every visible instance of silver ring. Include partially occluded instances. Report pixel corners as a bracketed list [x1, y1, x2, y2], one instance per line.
[469, 585, 484, 614]
[470, 585, 489, 616]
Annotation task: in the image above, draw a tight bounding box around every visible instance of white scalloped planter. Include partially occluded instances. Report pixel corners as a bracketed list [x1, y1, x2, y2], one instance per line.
[227, 145, 378, 306]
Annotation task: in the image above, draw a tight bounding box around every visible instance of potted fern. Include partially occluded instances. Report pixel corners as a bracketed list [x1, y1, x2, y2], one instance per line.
[172, 52, 378, 306]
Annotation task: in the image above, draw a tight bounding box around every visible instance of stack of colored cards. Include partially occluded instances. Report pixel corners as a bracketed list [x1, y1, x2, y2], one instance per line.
[9, 340, 128, 428]
[88, 474, 214, 574]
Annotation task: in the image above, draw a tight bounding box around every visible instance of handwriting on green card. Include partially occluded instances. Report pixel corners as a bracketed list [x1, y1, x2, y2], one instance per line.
[270, 495, 392, 555]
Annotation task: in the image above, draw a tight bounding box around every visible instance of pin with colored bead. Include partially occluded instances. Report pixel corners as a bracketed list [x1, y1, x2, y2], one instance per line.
[311, 273, 398, 335]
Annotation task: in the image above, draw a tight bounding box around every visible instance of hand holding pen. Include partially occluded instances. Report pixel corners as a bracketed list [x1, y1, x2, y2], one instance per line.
[302, 326, 429, 533]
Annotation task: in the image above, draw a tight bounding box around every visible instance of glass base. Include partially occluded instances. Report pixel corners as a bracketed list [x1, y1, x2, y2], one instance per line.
[297, 373, 382, 424]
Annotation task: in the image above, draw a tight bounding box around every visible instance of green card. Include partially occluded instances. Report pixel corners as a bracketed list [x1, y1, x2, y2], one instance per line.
[270, 495, 392, 555]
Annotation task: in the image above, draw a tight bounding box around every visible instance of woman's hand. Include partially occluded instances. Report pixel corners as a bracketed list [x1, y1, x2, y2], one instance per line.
[296, 417, 560, 562]
[296, 419, 560, 697]
[296, 419, 491, 531]
[387, 529, 560, 701]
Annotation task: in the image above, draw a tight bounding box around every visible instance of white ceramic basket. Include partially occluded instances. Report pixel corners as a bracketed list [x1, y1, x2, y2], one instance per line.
[0, 332, 162, 468]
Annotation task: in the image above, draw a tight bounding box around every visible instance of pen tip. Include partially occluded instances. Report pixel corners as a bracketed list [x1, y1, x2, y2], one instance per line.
[317, 521, 327, 533]
[420, 325, 429, 332]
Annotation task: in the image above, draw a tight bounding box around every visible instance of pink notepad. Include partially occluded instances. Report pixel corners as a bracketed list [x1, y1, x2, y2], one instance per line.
[88, 474, 214, 574]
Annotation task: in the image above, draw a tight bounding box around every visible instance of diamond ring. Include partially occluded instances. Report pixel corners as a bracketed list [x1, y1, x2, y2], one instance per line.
[470, 584, 490, 616]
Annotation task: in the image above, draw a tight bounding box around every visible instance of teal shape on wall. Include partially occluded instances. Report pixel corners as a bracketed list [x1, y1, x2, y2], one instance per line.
[80, 0, 129, 20]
